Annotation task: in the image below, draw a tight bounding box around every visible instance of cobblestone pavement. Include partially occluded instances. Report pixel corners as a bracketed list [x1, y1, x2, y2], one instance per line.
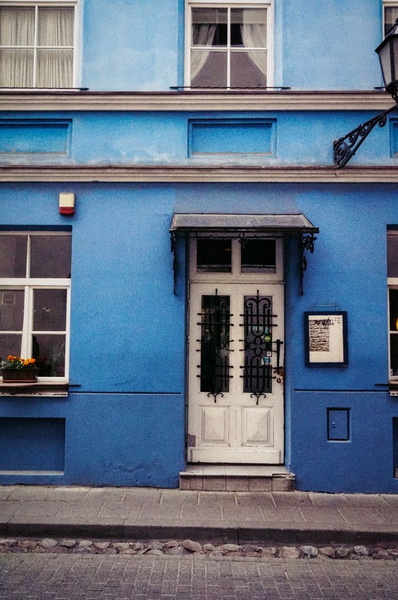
[1, 551, 398, 600]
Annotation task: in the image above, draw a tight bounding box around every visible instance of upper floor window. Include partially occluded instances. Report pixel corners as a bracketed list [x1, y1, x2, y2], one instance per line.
[384, 2, 398, 35]
[0, 1, 77, 88]
[0, 232, 71, 380]
[186, 1, 272, 89]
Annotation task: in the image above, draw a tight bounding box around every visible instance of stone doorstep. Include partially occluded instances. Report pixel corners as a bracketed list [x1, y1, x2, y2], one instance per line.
[179, 468, 295, 492]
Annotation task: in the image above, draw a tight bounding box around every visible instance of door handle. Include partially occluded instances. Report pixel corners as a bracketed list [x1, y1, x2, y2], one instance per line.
[275, 339, 284, 381]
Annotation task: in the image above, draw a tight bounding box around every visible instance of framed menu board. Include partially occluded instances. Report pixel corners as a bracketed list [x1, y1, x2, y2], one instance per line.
[304, 311, 348, 366]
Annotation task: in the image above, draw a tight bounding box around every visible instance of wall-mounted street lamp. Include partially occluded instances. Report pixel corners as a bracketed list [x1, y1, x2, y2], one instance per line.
[333, 20, 398, 168]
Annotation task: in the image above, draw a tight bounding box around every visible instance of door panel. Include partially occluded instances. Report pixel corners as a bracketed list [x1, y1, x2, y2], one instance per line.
[188, 283, 284, 464]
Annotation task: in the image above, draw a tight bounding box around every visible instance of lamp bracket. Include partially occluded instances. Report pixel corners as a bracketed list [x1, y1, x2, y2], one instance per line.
[333, 104, 397, 168]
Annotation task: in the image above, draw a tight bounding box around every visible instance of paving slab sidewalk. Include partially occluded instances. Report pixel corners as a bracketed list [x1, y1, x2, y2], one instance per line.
[1, 485, 398, 545]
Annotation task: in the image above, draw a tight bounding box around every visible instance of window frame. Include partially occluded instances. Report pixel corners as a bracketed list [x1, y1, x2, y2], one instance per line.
[388, 229, 398, 382]
[388, 283, 398, 382]
[0, 231, 71, 383]
[383, 1, 398, 35]
[184, 0, 274, 89]
[0, 0, 80, 90]
[189, 234, 283, 283]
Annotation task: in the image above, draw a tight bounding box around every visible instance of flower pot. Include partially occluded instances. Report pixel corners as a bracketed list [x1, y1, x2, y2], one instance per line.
[2, 368, 37, 383]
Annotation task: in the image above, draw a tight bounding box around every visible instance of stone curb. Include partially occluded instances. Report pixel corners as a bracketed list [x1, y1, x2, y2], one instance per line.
[2, 521, 398, 546]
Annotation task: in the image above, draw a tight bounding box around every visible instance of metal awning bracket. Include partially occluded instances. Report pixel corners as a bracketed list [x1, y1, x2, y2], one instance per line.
[299, 232, 317, 296]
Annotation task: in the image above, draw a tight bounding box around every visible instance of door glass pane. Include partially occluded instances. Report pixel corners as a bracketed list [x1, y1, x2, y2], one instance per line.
[33, 289, 67, 331]
[0, 334, 22, 362]
[32, 333, 65, 377]
[0, 235, 27, 278]
[241, 239, 276, 272]
[30, 236, 71, 278]
[0, 290, 24, 330]
[243, 294, 273, 395]
[200, 295, 231, 394]
[197, 239, 231, 272]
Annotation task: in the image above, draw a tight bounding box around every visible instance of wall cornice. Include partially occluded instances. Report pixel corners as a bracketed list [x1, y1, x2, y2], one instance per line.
[0, 90, 394, 112]
[1, 165, 398, 183]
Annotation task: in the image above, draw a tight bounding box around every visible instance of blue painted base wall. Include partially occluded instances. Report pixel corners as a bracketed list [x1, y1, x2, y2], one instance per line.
[290, 391, 398, 494]
[0, 394, 185, 488]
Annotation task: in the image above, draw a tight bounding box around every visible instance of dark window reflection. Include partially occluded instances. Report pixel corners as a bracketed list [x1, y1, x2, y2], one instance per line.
[0, 334, 22, 362]
[33, 289, 67, 331]
[30, 236, 71, 278]
[241, 239, 276, 272]
[32, 334, 65, 377]
[0, 235, 27, 278]
[0, 289, 24, 330]
[197, 239, 232, 272]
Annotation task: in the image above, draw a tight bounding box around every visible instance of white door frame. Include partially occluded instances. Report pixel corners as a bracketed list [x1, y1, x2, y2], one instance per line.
[186, 235, 285, 465]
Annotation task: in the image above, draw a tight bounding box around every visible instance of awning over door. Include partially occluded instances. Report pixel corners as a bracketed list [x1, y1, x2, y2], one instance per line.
[170, 213, 318, 295]
[170, 213, 319, 235]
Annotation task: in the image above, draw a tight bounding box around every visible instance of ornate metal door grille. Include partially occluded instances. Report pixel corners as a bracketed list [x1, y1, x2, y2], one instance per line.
[241, 292, 278, 404]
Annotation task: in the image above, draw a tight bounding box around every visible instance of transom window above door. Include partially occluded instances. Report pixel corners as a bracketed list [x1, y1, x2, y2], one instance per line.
[0, 1, 78, 89]
[186, 1, 272, 89]
[190, 236, 283, 282]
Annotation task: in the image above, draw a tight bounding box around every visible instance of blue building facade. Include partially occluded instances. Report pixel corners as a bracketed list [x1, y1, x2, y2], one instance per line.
[1, 0, 398, 493]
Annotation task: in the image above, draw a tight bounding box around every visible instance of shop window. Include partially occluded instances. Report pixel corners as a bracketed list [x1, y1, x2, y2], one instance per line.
[0, 231, 71, 380]
[186, 1, 272, 88]
[0, 1, 77, 88]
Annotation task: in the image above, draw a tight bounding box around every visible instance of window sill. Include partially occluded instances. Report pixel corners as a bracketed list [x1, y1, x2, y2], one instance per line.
[0, 380, 70, 397]
[388, 382, 398, 397]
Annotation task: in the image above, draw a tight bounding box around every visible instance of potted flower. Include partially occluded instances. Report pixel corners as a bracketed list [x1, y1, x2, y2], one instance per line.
[1, 356, 37, 382]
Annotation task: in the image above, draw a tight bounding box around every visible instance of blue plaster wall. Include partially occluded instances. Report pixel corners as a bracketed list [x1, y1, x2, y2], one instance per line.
[79, 0, 384, 92]
[0, 110, 395, 168]
[0, 182, 398, 490]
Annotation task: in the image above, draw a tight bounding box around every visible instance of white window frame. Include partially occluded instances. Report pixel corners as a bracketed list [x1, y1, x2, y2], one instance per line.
[184, 0, 274, 89]
[0, 231, 71, 383]
[189, 235, 283, 283]
[388, 281, 398, 382]
[383, 1, 398, 33]
[388, 230, 398, 382]
[0, 0, 80, 90]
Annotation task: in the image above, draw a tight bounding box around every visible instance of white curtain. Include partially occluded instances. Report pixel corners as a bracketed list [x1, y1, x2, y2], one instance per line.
[0, 8, 34, 87]
[37, 8, 73, 87]
[240, 9, 267, 76]
[191, 24, 216, 82]
[0, 6, 73, 88]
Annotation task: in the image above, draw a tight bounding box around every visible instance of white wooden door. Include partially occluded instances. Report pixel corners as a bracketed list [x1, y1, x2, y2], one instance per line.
[187, 283, 284, 464]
